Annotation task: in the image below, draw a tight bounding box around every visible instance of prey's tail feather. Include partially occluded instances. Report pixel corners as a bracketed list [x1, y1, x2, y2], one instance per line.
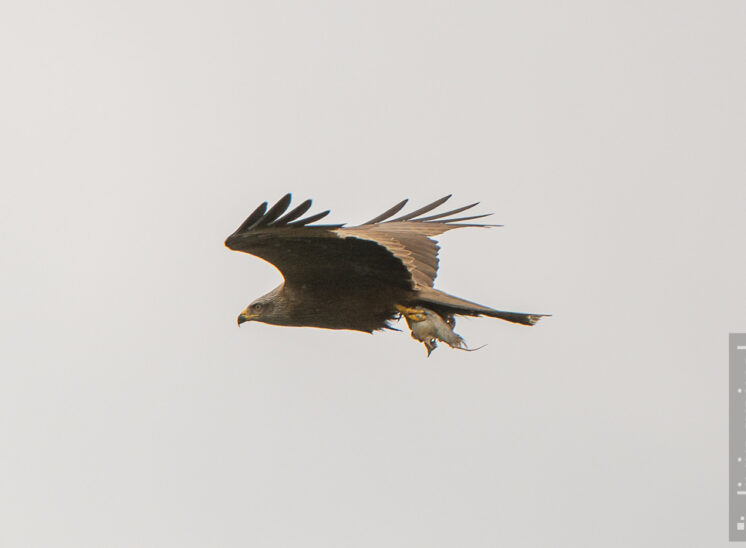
[415, 287, 549, 326]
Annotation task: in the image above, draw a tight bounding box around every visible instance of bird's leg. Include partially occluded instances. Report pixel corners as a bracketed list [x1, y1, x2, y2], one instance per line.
[394, 304, 427, 323]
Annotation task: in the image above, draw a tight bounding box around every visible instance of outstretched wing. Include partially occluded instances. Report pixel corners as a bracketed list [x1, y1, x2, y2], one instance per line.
[339, 194, 496, 288]
[225, 194, 411, 289]
[225, 193, 494, 290]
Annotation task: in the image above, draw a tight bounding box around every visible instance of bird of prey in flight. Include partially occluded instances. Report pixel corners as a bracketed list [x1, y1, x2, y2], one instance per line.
[225, 193, 547, 355]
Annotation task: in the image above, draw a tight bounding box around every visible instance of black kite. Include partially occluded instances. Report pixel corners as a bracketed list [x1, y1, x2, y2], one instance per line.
[225, 194, 546, 353]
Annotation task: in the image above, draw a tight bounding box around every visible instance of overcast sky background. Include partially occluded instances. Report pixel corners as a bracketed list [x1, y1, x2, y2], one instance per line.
[1, 1, 744, 547]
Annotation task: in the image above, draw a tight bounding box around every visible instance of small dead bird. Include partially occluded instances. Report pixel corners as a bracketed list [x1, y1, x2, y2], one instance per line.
[396, 305, 485, 356]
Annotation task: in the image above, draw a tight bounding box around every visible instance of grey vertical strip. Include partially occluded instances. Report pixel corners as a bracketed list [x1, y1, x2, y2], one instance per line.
[730, 334, 746, 541]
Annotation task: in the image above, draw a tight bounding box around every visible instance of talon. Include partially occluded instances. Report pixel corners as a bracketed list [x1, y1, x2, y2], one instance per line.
[395, 304, 427, 322]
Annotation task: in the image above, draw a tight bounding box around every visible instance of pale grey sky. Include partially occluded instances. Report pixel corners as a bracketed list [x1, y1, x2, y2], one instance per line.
[1, 1, 744, 546]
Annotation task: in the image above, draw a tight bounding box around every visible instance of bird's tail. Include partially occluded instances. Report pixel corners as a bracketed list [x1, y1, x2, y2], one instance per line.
[416, 287, 549, 326]
[480, 309, 545, 326]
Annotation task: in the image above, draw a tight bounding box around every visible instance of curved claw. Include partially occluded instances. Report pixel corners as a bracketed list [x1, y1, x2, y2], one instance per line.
[395, 304, 427, 322]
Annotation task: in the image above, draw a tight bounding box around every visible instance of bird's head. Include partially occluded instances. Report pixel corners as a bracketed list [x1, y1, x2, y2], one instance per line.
[237, 286, 283, 326]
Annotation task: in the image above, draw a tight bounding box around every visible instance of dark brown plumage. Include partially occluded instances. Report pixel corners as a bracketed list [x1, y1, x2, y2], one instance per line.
[225, 193, 547, 339]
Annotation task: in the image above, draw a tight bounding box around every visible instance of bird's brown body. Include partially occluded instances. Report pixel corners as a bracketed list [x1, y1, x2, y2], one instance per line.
[257, 282, 410, 332]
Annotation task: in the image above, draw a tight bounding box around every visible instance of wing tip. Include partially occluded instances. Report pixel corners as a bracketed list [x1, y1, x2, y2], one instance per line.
[383, 196, 495, 225]
[364, 198, 410, 225]
[230, 193, 341, 237]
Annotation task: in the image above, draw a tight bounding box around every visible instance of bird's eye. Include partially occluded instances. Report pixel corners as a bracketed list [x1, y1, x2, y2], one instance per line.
[252, 303, 263, 312]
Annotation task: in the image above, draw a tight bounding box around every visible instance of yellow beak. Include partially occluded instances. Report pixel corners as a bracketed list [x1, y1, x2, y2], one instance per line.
[237, 309, 259, 326]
